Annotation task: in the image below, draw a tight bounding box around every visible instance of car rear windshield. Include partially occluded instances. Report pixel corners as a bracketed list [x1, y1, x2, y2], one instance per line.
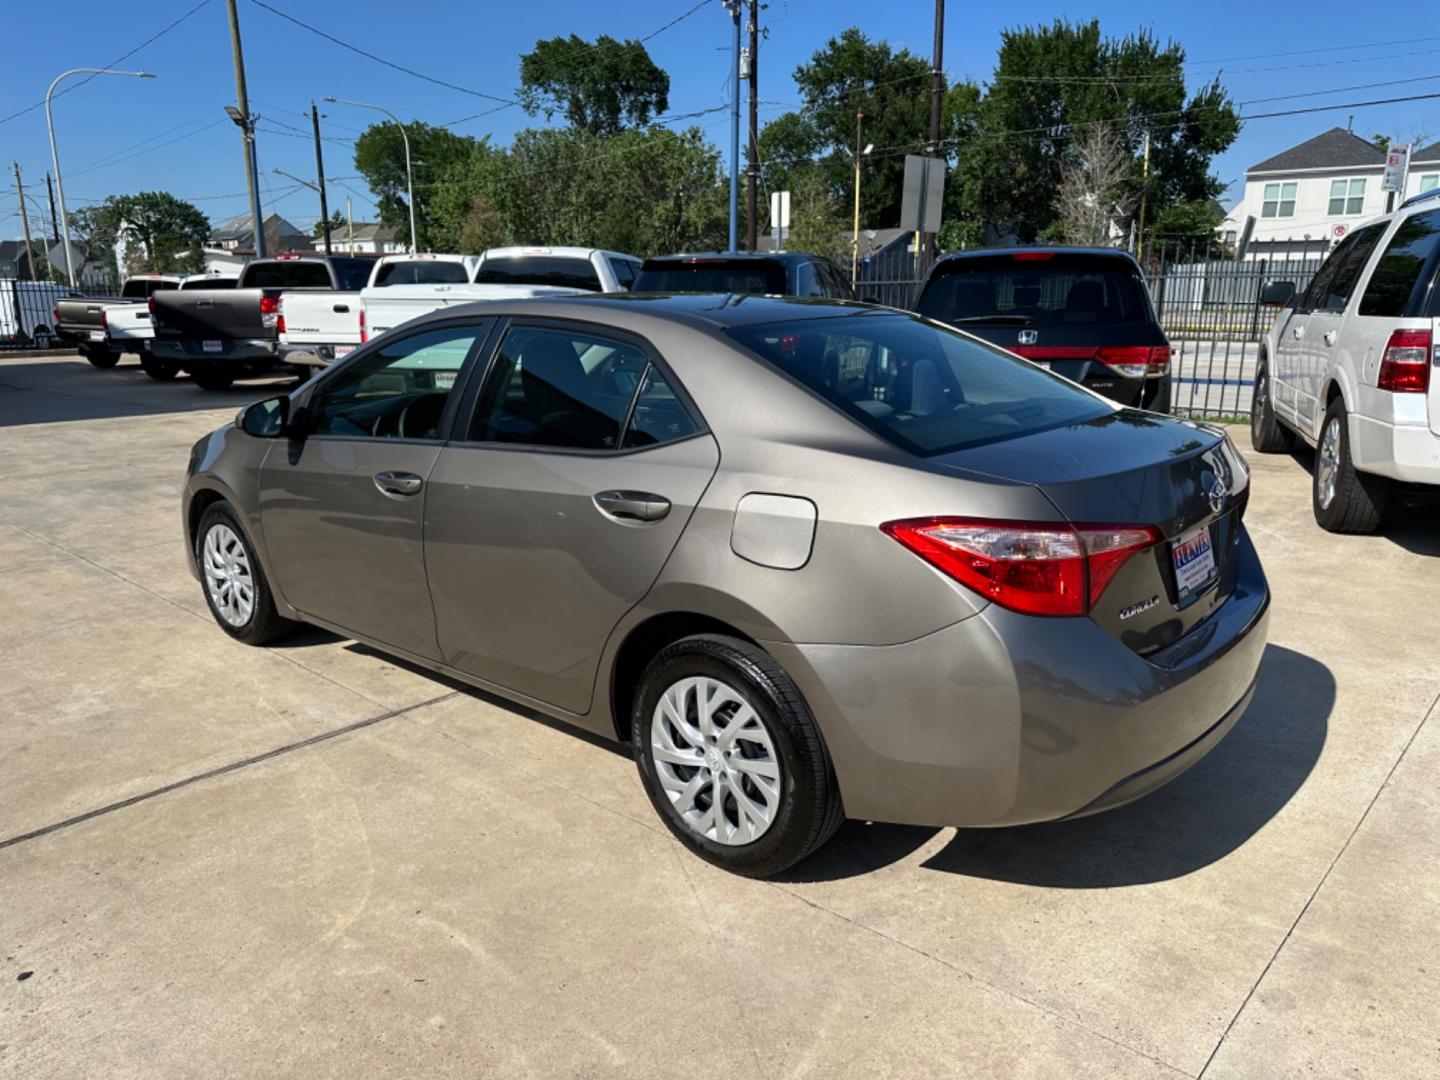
[180, 277, 236, 291]
[120, 279, 179, 298]
[241, 261, 335, 289]
[372, 260, 470, 286]
[916, 255, 1153, 327]
[726, 311, 1113, 456]
[473, 255, 602, 291]
[634, 259, 788, 295]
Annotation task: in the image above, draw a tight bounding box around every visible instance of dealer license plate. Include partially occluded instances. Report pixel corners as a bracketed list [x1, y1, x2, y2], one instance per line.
[89, 330, 105, 341]
[1172, 525, 1217, 599]
[202, 339, 222, 353]
[334, 344, 354, 357]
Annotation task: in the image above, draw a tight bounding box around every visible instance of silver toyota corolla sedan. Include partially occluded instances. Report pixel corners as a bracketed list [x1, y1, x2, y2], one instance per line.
[183, 294, 1270, 877]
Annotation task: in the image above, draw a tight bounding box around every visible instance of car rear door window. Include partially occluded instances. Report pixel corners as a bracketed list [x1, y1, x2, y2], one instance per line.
[470, 326, 650, 450]
[311, 324, 488, 440]
[623, 366, 699, 449]
[1358, 209, 1440, 317]
[1310, 222, 1387, 312]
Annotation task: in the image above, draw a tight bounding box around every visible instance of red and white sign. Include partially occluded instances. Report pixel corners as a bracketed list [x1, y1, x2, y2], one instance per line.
[1382, 144, 1411, 194]
[1331, 224, 1348, 241]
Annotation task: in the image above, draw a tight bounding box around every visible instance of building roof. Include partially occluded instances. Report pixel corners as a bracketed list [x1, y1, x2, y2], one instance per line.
[1412, 140, 1440, 165]
[1249, 128, 1386, 174]
[210, 212, 308, 243]
[332, 222, 397, 242]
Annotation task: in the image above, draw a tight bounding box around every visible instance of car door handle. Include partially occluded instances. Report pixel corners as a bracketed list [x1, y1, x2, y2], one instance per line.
[1292, 325, 1304, 339]
[1323, 330, 1338, 346]
[333, 303, 350, 313]
[373, 471, 423, 498]
[593, 490, 670, 522]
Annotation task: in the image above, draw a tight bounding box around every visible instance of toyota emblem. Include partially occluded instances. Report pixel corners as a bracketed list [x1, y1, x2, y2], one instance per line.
[1208, 478, 1227, 515]
[1017, 330, 1038, 345]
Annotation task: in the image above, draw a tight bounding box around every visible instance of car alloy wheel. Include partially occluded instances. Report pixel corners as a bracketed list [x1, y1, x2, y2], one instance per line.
[202, 522, 255, 627]
[650, 675, 782, 845]
[1316, 415, 1341, 510]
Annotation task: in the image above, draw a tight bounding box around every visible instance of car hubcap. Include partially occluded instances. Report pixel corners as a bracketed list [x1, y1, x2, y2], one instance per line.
[650, 676, 781, 846]
[1317, 417, 1341, 510]
[202, 523, 255, 627]
[1252, 373, 1266, 426]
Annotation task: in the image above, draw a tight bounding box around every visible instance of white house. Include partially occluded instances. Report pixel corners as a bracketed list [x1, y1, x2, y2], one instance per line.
[1219, 128, 1440, 260]
[314, 223, 404, 255]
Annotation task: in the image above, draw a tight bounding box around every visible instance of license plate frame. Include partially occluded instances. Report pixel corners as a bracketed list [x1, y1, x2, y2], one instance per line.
[333, 344, 354, 358]
[89, 329, 105, 341]
[1172, 524, 1218, 600]
[202, 339, 222, 353]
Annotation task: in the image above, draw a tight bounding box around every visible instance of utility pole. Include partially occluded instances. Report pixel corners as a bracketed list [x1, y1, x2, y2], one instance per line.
[346, 196, 353, 251]
[225, 0, 265, 258]
[745, 0, 759, 251]
[852, 109, 865, 287]
[45, 173, 60, 242]
[925, 0, 944, 260]
[311, 102, 332, 254]
[13, 164, 36, 281]
[726, 1, 741, 252]
[1136, 129, 1152, 264]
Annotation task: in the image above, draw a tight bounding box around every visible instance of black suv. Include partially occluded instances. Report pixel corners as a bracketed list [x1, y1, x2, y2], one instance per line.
[915, 247, 1171, 412]
[634, 252, 854, 298]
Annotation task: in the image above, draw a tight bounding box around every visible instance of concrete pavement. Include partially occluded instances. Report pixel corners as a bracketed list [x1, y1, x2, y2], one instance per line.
[2, 351, 1438, 1078]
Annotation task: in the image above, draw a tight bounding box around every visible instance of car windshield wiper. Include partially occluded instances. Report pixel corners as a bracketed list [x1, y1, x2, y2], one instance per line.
[947, 314, 1032, 325]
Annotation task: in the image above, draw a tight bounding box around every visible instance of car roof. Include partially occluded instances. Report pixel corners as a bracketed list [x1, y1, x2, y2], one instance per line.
[403, 292, 892, 333]
[641, 251, 823, 267]
[932, 246, 1141, 267]
[479, 246, 619, 259]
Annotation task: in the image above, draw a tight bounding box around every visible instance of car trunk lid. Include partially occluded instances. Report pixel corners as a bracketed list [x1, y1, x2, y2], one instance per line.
[929, 410, 1248, 654]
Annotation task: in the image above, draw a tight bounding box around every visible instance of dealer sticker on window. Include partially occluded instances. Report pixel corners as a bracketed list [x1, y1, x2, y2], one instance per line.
[1172, 525, 1217, 599]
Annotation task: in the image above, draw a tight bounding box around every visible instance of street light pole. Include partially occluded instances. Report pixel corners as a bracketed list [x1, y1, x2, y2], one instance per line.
[45, 68, 156, 286]
[725, 0, 741, 253]
[324, 97, 417, 253]
[851, 111, 869, 288]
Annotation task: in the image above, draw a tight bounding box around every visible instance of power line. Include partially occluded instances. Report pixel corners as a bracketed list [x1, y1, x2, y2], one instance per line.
[1188, 33, 1440, 66]
[69, 118, 230, 178]
[0, 0, 213, 127]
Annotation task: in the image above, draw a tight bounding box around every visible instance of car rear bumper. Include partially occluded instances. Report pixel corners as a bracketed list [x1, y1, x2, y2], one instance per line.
[1351, 411, 1440, 484]
[278, 341, 355, 367]
[153, 339, 278, 364]
[768, 526, 1270, 827]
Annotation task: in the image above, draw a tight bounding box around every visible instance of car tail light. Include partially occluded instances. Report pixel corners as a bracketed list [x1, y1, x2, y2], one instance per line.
[359, 308, 367, 344]
[99, 309, 108, 329]
[259, 294, 279, 329]
[52, 306, 60, 324]
[148, 296, 156, 316]
[1377, 328, 1431, 392]
[275, 297, 286, 336]
[1097, 345, 1170, 378]
[881, 517, 1163, 617]
[1011, 251, 1054, 261]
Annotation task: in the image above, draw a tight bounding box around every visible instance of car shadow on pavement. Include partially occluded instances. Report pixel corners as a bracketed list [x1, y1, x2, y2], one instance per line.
[1286, 443, 1440, 556]
[783, 644, 1331, 886]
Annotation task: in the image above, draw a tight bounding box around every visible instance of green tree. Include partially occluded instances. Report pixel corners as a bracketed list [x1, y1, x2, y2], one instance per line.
[117, 191, 209, 272]
[960, 20, 1239, 242]
[785, 169, 849, 266]
[1150, 198, 1226, 256]
[518, 34, 670, 135]
[311, 210, 346, 238]
[68, 202, 126, 280]
[353, 120, 476, 249]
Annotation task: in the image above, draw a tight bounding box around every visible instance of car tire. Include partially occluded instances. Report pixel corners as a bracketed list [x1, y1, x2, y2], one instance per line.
[1312, 397, 1387, 533]
[190, 364, 235, 391]
[633, 634, 843, 878]
[1249, 360, 1292, 453]
[82, 345, 120, 369]
[139, 353, 180, 381]
[195, 501, 295, 645]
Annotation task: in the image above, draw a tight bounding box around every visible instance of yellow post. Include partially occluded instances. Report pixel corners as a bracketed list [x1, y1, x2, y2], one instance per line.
[851, 109, 864, 289]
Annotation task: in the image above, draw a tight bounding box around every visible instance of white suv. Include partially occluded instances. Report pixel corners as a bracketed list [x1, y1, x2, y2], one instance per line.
[1252, 191, 1440, 532]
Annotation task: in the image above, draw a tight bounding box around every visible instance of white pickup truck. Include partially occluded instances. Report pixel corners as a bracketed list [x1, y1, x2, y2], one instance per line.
[1252, 188, 1440, 532]
[473, 246, 642, 293]
[278, 253, 478, 367]
[103, 273, 238, 379]
[360, 281, 583, 339]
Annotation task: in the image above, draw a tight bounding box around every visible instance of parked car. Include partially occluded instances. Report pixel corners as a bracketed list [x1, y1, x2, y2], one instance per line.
[55, 274, 186, 368]
[633, 251, 855, 298]
[278, 252, 479, 368]
[914, 248, 1172, 412]
[1253, 190, 1440, 532]
[183, 293, 1268, 877]
[150, 255, 373, 390]
[473, 246, 641, 292]
[101, 274, 239, 380]
[1, 280, 76, 349]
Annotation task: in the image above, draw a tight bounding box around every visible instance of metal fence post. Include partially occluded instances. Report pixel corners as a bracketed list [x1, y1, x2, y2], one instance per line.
[1249, 258, 1268, 341]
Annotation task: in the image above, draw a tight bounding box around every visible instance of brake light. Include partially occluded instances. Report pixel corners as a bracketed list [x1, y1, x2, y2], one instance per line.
[359, 308, 367, 344]
[1011, 251, 1055, 261]
[275, 297, 286, 336]
[52, 306, 60, 324]
[881, 517, 1163, 617]
[1377, 329, 1431, 393]
[259, 294, 279, 329]
[148, 296, 156, 316]
[100, 309, 108, 329]
[1097, 345, 1171, 378]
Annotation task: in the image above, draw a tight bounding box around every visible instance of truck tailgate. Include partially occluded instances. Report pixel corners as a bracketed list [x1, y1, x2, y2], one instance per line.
[278, 291, 362, 345]
[152, 288, 267, 342]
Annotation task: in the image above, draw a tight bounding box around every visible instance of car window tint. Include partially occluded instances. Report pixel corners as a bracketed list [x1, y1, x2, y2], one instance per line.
[727, 311, 1112, 456]
[623, 365, 699, 449]
[1312, 223, 1387, 311]
[1359, 209, 1440, 317]
[633, 259, 788, 294]
[796, 263, 825, 297]
[1299, 231, 1363, 311]
[312, 324, 486, 440]
[608, 257, 637, 290]
[334, 259, 375, 290]
[242, 261, 334, 289]
[917, 259, 1150, 326]
[372, 260, 469, 286]
[473, 255, 602, 291]
[470, 326, 646, 450]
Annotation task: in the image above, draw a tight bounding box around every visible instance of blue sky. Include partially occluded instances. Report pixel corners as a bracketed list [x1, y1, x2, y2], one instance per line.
[3, 0, 1439, 238]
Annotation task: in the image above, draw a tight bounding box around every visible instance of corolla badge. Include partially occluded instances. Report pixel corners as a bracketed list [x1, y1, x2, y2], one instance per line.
[1208, 478, 1227, 515]
[1017, 329, 1038, 345]
[1118, 596, 1160, 620]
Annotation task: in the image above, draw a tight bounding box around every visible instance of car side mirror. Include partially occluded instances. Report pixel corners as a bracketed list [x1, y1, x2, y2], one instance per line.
[1260, 281, 1296, 308]
[236, 394, 290, 438]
